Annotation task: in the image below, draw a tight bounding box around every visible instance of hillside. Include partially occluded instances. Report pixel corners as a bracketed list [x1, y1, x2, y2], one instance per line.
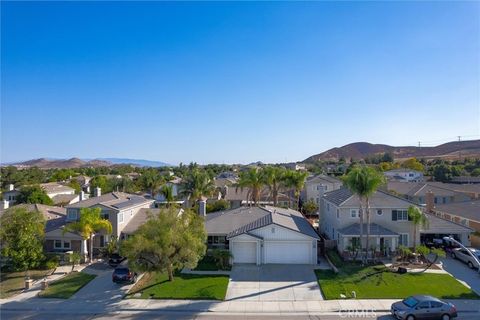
[303, 140, 480, 162]
[6, 157, 169, 169]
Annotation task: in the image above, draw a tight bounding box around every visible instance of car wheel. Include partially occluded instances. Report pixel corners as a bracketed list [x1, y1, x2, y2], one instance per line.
[406, 315, 415, 320]
[441, 314, 450, 320]
[451, 252, 456, 259]
[468, 261, 474, 269]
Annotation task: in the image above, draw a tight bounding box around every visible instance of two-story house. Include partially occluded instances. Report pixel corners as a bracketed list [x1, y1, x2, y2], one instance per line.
[321, 188, 472, 257]
[385, 181, 472, 205]
[303, 174, 343, 206]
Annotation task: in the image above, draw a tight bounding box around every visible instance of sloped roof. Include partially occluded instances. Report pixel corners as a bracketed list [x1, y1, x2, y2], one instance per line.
[434, 200, 480, 222]
[122, 208, 161, 235]
[324, 188, 414, 208]
[52, 194, 78, 205]
[66, 192, 153, 211]
[307, 174, 342, 185]
[40, 182, 75, 194]
[0, 203, 67, 233]
[338, 223, 399, 236]
[421, 213, 473, 234]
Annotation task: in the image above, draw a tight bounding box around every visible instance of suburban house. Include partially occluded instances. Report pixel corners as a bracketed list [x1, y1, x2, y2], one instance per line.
[2, 182, 78, 207]
[385, 181, 473, 205]
[153, 176, 183, 204]
[303, 174, 343, 206]
[53, 189, 155, 255]
[384, 169, 424, 182]
[321, 188, 472, 257]
[430, 199, 480, 247]
[205, 206, 320, 265]
[224, 186, 293, 209]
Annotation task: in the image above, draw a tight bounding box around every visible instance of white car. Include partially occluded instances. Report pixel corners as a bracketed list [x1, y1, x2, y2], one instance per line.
[451, 247, 480, 269]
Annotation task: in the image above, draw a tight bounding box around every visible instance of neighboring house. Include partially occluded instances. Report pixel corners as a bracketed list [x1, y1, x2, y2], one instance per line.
[431, 200, 480, 247]
[451, 176, 480, 184]
[284, 163, 307, 171]
[40, 182, 76, 199]
[2, 182, 77, 206]
[2, 184, 20, 204]
[71, 175, 92, 193]
[62, 190, 154, 252]
[224, 187, 293, 209]
[51, 194, 80, 206]
[384, 169, 424, 182]
[427, 182, 480, 200]
[205, 206, 319, 265]
[303, 174, 343, 207]
[385, 181, 472, 205]
[321, 188, 472, 257]
[154, 176, 183, 203]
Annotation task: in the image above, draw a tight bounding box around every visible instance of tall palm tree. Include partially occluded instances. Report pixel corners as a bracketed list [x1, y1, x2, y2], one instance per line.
[141, 170, 164, 197]
[283, 170, 308, 210]
[408, 205, 429, 252]
[63, 207, 112, 263]
[160, 184, 175, 207]
[180, 169, 216, 207]
[261, 166, 285, 206]
[343, 166, 385, 261]
[237, 167, 264, 206]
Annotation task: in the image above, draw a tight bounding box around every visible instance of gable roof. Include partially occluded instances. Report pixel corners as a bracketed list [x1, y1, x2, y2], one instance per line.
[122, 208, 160, 235]
[66, 192, 153, 211]
[434, 199, 480, 222]
[307, 174, 342, 185]
[40, 182, 75, 194]
[421, 213, 473, 234]
[1, 203, 67, 233]
[338, 223, 399, 236]
[324, 188, 414, 208]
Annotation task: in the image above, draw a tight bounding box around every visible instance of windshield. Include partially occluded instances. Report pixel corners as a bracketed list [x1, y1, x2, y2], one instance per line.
[403, 297, 419, 308]
[114, 268, 129, 274]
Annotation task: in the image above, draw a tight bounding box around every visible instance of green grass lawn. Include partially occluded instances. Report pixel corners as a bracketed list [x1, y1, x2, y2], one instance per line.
[0, 269, 52, 298]
[39, 272, 96, 299]
[316, 265, 479, 300]
[128, 272, 229, 300]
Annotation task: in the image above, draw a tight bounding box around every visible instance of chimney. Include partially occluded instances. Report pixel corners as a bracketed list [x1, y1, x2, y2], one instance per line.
[94, 187, 102, 197]
[198, 199, 207, 217]
[79, 191, 85, 201]
[7, 184, 14, 191]
[2, 200, 9, 210]
[425, 190, 435, 213]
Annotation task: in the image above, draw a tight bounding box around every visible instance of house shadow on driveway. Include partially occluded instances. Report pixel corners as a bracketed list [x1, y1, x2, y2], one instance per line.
[225, 264, 324, 301]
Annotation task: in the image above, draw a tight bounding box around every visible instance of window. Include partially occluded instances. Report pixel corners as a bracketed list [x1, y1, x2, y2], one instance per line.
[101, 212, 109, 220]
[442, 197, 447, 204]
[351, 237, 360, 248]
[431, 301, 443, 308]
[54, 240, 62, 248]
[63, 241, 70, 249]
[118, 212, 124, 223]
[67, 210, 78, 220]
[350, 209, 358, 218]
[324, 186, 328, 191]
[327, 203, 330, 211]
[417, 302, 430, 309]
[271, 227, 275, 233]
[434, 197, 438, 204]
[392, 209, 409, 221]
[376, 209, 383, 216]
[399, 233, 409, 246]
[336, 209, 339, 219]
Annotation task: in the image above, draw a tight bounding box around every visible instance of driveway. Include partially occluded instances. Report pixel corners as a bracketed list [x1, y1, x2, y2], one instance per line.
[72, 262, 135, 302]
[441, 256, 480, 295]
[225, 264, 323, 301]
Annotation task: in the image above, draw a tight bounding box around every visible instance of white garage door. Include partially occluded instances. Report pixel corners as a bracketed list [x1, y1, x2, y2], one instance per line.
[265, 241, 311, 264]
[232, 241, 257, 264]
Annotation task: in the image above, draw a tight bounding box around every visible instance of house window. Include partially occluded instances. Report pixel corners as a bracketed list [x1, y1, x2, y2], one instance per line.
[442, 197, 447, 204]
[399, 234, 409, 246]
[54, 240, 62, 249]
[392, 209, 409, 221]
[324, 186, 328, 191]
[327, 203, 330, 211]
[350, 209, 358, 218]
[271, 227, 275, 233]
[351, 237, 360, 248]
[67, 210, 78, 220]
[101, 212, 109, 220]
[434, 197, 438, 204]
[63, 241, 70, 249]
[118, 212, 124, 223]
[377, 209, 383, 216]
[336, 209, 339, 219]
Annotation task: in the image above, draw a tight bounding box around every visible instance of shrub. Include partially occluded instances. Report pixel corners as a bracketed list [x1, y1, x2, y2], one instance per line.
[326, 249, 344, 268]
[211, 249, 232, 270]
[206, 200, 230, 213]
[43, 255, 60, 270]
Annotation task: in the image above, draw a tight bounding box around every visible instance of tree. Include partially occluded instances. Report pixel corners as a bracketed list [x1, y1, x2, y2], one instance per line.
[283, 170, 308, 210]
[408, 206, 428, 252]
[261, 166, 285, 206]
[472, 168, 480, 177]
[236, 167, 265, 206]
[68, 180, 82, 193]
[139, 170, 163, 196]
[63, 207, 112, 263]
[206, 199, 230, 213]
[17, 185, 53, 205]
[212, 249, 233, 270]
[343, 166, 385, 261]
[401, 158, 424, 172]
[0, 207, 45, 271]
[103, 235, 119, 257]
[302, 200, 319, 215]
[69, 252, 82, 272]
[120, 208, 206, 281]
[180, 169, 216, 207]
[159, 184, 175, 206]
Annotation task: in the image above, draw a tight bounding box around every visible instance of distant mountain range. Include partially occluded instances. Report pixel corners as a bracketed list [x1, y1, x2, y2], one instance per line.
[303, 140, 480, 163]
[4, 157, 170, 169]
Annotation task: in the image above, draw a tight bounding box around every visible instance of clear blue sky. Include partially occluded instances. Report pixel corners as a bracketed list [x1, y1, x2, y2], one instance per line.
[1, 1, 479, 165]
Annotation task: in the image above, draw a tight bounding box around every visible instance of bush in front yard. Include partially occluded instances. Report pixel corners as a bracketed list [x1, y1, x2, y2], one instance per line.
[212, 249, 232, 270]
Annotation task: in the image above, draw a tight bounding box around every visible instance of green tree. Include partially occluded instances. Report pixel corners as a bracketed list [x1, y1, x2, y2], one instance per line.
[401, 158, 424, 172]
[342, 166, 385, 260]
[212, 249, 233, 270]
[180, 169, 216, 207]
[472, 168, 480, 177]
[68, 180, 82, 193]
[0, 207, 45, 271]
[69, 252, 82, 272]
[63, 208, 112, 263]
[408, 205, 428, 252]
[120, 208, 206, 281]
[283, 170, 308, 210]
[159, 184, 175, 206]
[140, 170, 164, 196]
[17, 185, 53, 205]
[261, 166, 285, 206]
[302, 199, 319, 215]
[237, 167, 265, 206]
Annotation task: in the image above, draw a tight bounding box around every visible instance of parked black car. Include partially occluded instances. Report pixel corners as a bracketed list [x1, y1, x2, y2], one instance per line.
[112, 266, 137, 284]
[108, 253, 126, 267]
[391, 295, 457, 320]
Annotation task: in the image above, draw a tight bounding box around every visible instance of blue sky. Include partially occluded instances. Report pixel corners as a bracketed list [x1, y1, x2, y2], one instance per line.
[1, 1, 479, 165]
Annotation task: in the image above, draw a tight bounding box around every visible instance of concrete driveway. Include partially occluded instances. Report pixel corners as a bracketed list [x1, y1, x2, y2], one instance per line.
[225, 264, 323, 301]
[72, 262, 136, 302]
[441, 256, 480, 295]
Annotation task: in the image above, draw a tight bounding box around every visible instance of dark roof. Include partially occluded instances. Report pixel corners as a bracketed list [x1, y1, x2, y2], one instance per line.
[434, 199, 480, 222]
[0, 204, 67, 233]
[338, 223, 398, 236]
[324, 188, 416, 208]
[323, 188, 353, 206]
[66, 192, 153, 211]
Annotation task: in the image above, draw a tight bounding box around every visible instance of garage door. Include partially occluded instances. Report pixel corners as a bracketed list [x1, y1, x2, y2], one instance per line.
[232, 241, 257, 264]
[265, 241, 311, 264]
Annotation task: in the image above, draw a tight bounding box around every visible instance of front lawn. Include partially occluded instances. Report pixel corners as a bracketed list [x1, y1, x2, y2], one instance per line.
[0, 269, 52, 298]
[128, 272, 229, 300]
[316, 265, 479, 300]
[39, 272, 96, 299]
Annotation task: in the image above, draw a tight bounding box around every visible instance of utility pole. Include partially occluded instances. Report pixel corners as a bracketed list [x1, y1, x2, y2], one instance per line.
[458, 136, 462, 160]
[418, 141, 421, 148]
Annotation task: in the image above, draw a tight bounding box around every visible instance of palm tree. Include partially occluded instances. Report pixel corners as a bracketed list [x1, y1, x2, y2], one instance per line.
[160, 184, 175, 207]
[63, 207, 112, 263]
[141, 170, 163, 197]
[343, 166, 385, 261]
[237, 167, 264, 206]
[261, 166, 285, 206]
[180, 169, 216, 207]
[408, 205, 429, 252]
[283, 170, 308, 210]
